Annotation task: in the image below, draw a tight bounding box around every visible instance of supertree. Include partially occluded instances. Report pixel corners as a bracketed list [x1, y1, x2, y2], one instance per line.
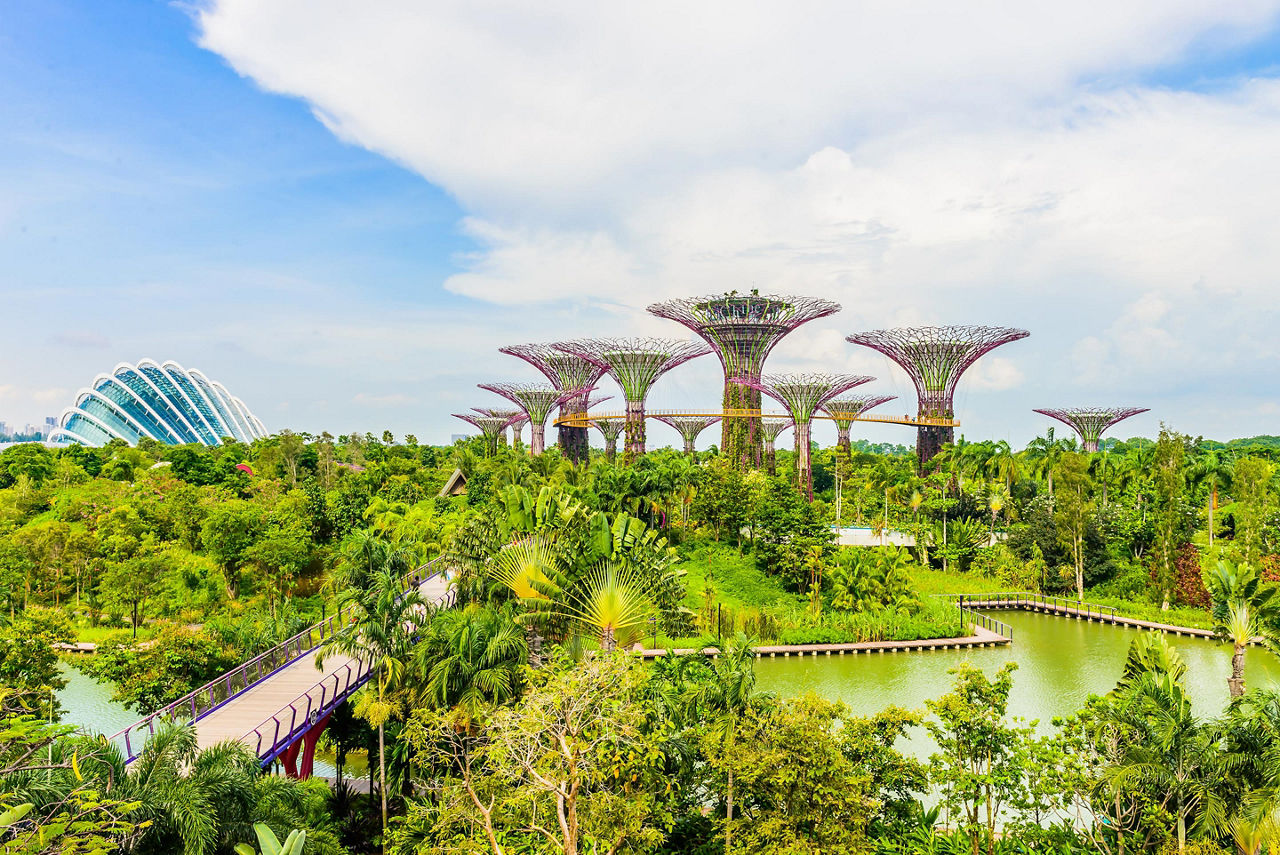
[1032, 407, 1149, 453]
[478, 383, 586, 456]
[473, 406, 524, 447]
[499, 344, 609, 465]
[592, 418, 626, 463]
[760, 418, 793, 477]
[823, 394, 897, 460]
[555, 338, 712, 461]
[846, 325, 1029, 469]
[734, 373, 873, 498]
[654, 415, 721, 457]
[452, 412, 515, 457]
[648, 293, 840, 470]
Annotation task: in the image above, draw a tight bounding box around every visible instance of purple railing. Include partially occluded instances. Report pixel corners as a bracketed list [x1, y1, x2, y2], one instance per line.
[109, 558, 446, 764]
[247, 657, 372, 764]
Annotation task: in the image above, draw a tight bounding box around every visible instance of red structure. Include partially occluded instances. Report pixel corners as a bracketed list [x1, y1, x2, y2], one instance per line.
[846, 325, 1029, 469]
[654, 415, 721, 456]
[479, 383, 586, 456]
[648, 293, 840, 471]
[760, 417, 792, 476]
[1032, 407, 1149, 453]
[499, 344, 609, 465]
[452, 412, 516, 456]
[823, 394, 896, 459]
[733, 373, 873, 498]
[555, 338, 712, 461]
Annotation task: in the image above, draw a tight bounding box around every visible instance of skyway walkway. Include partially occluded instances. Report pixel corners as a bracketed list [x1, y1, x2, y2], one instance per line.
[109, 562, 451, 777]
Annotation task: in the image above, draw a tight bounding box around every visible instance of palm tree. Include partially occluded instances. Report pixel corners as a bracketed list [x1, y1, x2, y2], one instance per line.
[986, 483, 1007, 541]
[319, 558, 428, 852]
[688, 633, 767, 855]
[564, 561, 653, 651]
[411, 603, 527, 728]
[985, 440, 1021, 493]
[1207, 560, 1280, 698]
[1024, 428, 1067, 501]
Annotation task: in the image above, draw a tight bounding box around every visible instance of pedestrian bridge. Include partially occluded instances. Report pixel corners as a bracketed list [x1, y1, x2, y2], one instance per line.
[107, 562, 451, 779]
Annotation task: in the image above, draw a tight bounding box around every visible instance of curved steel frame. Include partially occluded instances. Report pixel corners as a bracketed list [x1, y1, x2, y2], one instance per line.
[1032, 406, 1149, 452]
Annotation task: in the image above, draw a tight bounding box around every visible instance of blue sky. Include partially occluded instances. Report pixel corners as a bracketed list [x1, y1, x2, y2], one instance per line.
[4, 1, 1280, 447]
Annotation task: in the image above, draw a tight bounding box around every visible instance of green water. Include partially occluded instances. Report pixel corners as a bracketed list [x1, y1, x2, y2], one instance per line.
[754, 611, 1280, 738]
[56, 662, 137, 737]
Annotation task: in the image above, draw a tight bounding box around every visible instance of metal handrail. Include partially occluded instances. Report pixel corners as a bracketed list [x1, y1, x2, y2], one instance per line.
[246, 657, 372, 762]
[944, 591, 1119, 621]
[108, 557, 444, 763]
[956, 605, 1014, 640]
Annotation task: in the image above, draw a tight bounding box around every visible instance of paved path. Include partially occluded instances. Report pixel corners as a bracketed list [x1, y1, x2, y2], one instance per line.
[194, 572, 452, 754]
[639, 625, 1010, 659]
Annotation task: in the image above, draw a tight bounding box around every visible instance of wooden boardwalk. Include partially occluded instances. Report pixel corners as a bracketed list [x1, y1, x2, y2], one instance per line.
[639, 624, 1010, 659]
[195, 572, 452, 754]
[960, 597, 1219, 639]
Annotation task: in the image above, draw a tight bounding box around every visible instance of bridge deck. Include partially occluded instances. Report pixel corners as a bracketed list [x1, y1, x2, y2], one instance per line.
[195, 572, 452, 754]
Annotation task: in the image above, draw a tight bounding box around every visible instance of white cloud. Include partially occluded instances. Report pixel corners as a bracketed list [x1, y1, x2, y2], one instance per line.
[191, 1, 1280, 441]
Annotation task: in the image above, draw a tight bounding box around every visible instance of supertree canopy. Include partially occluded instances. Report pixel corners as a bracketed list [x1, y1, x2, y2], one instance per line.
[655, 415, 721, 456]
[499, 343, 608, 465]
[760, 417, 793, 476]
[1032, 407, 1149, 453]
[479, 383, 585, 456]
[555, 338, 712, 461]
[823, 394, 897, 458]
[452, 412, 515, 457]
[592, 418, 626, 463]
[648, 293, 840, 471]
[473, 406, 524, 446]
[734, 373, 873, 498]
[846, 325, 1029, 468]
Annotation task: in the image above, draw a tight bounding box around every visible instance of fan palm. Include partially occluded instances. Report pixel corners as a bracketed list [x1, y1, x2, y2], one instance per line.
[564, 561, 653, 651]
[1208, 560, 1280, 698]
[319, 559, 428, 853]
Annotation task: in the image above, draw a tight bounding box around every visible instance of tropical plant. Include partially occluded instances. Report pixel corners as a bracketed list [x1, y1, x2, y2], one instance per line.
[234, 823, 306, 855]
[410, 603, 527, 728]
[1207, 559, 1280, 698]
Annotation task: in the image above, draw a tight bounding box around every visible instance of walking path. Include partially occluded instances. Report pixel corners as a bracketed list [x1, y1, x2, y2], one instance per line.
[639, 624, 1010, 659]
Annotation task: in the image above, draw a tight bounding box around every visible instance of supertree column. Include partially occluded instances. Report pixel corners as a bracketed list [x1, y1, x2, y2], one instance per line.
[1032, 407, 1149, 453]
[846, 325, 1029, 470]
[473, 406, 523, 447]
[655, 415, 721, 457]
[555, 338, 712, 462]
[452, 412, 515, 457]
[479, 383, 586, 456]
[499, 344, 609, 465]
[648, 292, 840, 471]
[823, 394, 897, 460]
[734, 373, 873, 498]
[592, 418, 626, 463]
[760, 418, 792, 477]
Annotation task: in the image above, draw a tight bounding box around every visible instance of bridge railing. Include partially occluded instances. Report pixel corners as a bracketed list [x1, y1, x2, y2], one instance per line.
[247, 657, 372, 764]
[956, 605, 1014, 640]
[942, 592, 1118, 622]
[108, 557, 444, 764]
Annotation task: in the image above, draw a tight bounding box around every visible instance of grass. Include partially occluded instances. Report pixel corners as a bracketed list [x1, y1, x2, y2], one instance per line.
[75, 624, 155, 644]
[907, 566, 1008, 597]
[1083, 596, 1214, 631]
[677, 542, 804, 612]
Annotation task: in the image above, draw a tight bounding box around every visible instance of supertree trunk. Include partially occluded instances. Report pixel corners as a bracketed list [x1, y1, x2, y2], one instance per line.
[837, 425, 851, 461]
[765, 439, 777, 476]
[605, 438, 617, 463]
[530, 421, 546, 456]
[625, 400, 646, 461]
[723, 382, 763, 470]
[917, 421, 952, 472]
[795, 420, 813, 499]
[559, 392, 591, 464]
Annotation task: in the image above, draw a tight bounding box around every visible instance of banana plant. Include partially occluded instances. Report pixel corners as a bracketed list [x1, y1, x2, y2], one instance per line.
[234, 822, 306, 855]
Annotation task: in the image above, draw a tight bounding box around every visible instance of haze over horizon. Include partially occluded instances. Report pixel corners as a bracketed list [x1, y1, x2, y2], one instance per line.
[4, 2, 1280, 448]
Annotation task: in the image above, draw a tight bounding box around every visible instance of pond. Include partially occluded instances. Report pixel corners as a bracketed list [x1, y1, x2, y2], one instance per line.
[753, 610, 1280, 756]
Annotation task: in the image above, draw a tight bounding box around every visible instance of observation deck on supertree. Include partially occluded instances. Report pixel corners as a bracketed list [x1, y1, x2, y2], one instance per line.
[823, 395, 897, 459]
[1032, 407, 1149, 453]
[648, 293, 840, 471]
[473, 406, 524, 447]
[760, 417, 793, 476]
[452, 412, 516, 456]
[591, 418, 626, 462]
[733, 373, 873, 498]
[845, 325, 1028, 469]
[654, 415, 721, 457]
[499, 343, 609, 465]
[479, 383, 586, 456]
[555, 337, 712, 461]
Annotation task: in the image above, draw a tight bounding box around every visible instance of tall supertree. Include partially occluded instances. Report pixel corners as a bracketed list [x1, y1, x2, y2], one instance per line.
[760, 418, 792, 477]
[734, 373, 873, 498]
[473, 406, 523, 447]
[452, 412, 514, 457]
[846, 325, 1029, 469]
[648, 293, 840, 471]
[823, 394, 897, 460]
[1032, 407, 1149, 453]
[655, 415, 721, 457]
[499, 344, 609, 465]
[555, 338, 712, 461]
[592, 418, 626, 463]
[478, 383, 585, 456]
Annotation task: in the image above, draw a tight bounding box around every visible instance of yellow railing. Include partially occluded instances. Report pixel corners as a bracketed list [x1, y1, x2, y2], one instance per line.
[553, 409, 958, 428]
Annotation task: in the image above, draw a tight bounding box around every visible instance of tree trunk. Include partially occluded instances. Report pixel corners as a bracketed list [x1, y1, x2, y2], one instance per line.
[379, 721, 388, 854]
[725, 767, 734, 855]
[602, 626, 616, 652]
[1229, 642, 1246, 698]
